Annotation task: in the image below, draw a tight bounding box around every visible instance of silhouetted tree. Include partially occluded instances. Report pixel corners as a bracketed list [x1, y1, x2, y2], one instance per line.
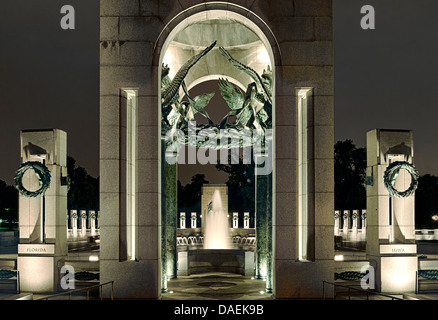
[67, 156, 99, 211]
[334, 139, 366, 210]
[0, 180, 18, 230]
[415, 174, 438, 228]
[216, 157, 255, 225]
[178, 174, 209, 215]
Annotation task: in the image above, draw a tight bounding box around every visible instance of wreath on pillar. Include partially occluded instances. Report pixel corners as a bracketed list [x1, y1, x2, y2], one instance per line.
[383, 161, 419, 198]
[14, 161, 51, 198]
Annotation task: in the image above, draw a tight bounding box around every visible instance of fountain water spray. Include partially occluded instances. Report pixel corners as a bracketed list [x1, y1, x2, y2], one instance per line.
[204, 189, 231, 249]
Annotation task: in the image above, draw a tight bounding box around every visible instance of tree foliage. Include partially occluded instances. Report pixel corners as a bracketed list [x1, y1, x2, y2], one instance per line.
[0, 180, 18, 229]
[178, 173, 209, 215]
[216, 157, 255, 222]
[67, 156, 99, 211]
[334, 139, 367, 210]
[415, 174, 438, 228]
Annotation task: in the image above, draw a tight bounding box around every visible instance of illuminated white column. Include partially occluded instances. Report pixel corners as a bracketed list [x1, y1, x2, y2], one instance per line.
[80, 210, 87, 237]
[297, 88, 314, 261]
[360, 210, 367, 241]
[17, 129, 68, 293]
[180, 212, 186, 229]
[352, 210, 359, 233]
[366, 129, 418, 293]
[334, 210, 340, 236]
[89, 210, 96, 236]
[121, 89, 138, 261]
[71, 210, 78, 237]
[342, 210, 350, 234]
[244, 212, 250, 229]
[233, 212, 239, 228]
[191, 212, 197, 228]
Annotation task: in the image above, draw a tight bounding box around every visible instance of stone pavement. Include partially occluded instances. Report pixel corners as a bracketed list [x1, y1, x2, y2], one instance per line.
[161, 272, 273, 300]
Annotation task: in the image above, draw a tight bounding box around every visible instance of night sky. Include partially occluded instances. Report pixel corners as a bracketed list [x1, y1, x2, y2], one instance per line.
[1, 0, 438, 186]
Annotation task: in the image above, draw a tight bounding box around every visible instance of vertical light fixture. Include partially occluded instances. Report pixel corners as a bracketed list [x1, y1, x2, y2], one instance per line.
[297, 88, 312, 261]
[124, 89, 137, 261]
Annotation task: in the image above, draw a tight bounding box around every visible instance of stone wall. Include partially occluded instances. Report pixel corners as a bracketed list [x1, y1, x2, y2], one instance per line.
[100, 0, 333, 299]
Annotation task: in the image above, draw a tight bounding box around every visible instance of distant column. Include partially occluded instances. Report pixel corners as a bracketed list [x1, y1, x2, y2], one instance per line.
[89, 210, 96, 236]
[342, 210, 350, 234]
[71, 210, 78, 237]
[244, 212, 250, 229]
[180, 212, 186, 229]
[361, 210, 367, 241]
[361, 210, 367, 231]
[352, 210, 359, 233]
[233, 212, 239, 228]
[80, 210, 87, 236]
[334, 210, 340, 236]
[191, 212, 197, 228]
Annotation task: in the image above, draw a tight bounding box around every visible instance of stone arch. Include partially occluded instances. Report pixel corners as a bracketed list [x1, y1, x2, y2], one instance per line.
[155, 3, 278, 294]
[153, 2, 282, 68]
[99, 0, 334, 300]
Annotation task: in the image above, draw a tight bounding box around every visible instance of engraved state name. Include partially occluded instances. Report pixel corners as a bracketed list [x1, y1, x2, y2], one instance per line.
[26, 247, 47, 253]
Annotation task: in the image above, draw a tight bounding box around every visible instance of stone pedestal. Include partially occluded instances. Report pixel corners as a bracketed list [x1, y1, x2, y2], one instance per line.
[17, 129, 68, 293]
[177, 251, 188, 276]
[366, 129, 418, 293]
[186, 249, 248, 275]
[244, 251, 255, 276]
[375, 244, 417, 292]
[18, 244, 64, 292]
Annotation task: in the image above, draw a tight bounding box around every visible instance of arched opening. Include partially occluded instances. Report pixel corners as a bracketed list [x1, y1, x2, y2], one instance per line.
[157, 5, 277, 297]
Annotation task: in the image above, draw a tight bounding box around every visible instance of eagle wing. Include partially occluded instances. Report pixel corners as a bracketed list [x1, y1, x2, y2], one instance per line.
[162, 41, 216, 107]
[219, 46, 272, 103]
[218, 78, 245, 111]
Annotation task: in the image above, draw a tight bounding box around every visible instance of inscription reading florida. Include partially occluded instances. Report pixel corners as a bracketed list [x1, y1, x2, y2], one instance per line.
[27, 248, 47, 253]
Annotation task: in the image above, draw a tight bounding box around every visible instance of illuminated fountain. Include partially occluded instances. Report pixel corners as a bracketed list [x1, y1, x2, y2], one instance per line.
[204, 190, 231, 249]
[176, 187, 254, 276]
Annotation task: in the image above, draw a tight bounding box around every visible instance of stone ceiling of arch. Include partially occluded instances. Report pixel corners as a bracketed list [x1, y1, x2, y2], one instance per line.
[163, 19, 271, 91]
[173, 19, 260, 48]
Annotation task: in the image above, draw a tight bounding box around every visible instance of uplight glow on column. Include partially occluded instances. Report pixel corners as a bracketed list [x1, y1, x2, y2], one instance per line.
[297, 88, 312, 261]
[125, 90, 137, 261]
